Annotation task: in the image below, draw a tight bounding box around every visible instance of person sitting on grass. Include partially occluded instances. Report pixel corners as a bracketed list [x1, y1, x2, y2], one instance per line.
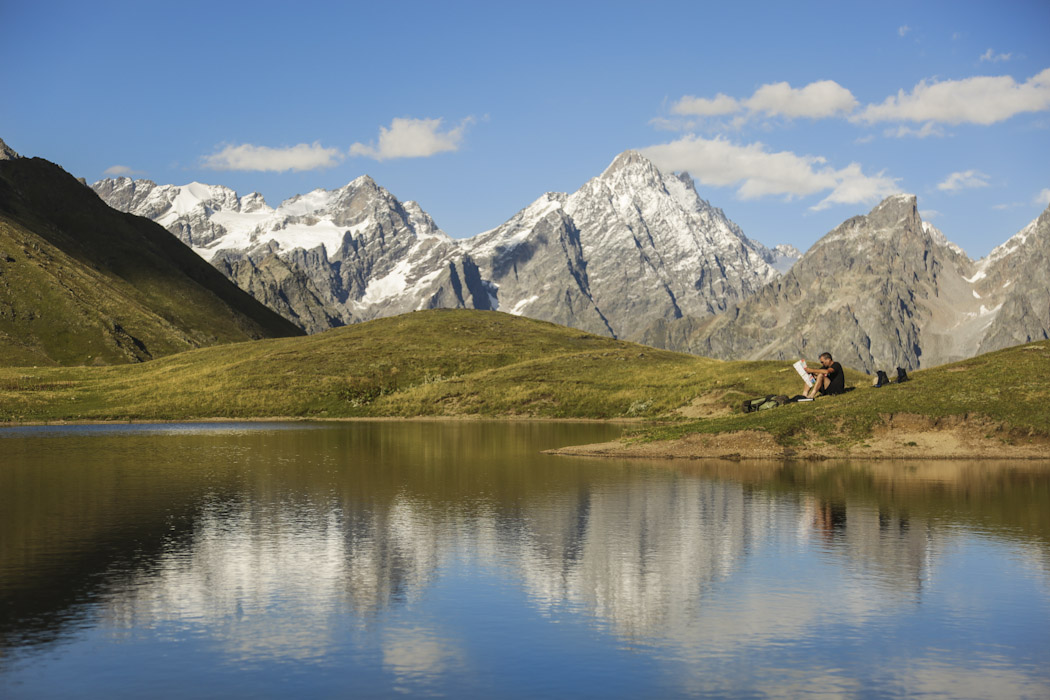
[804, 352, 845, 399]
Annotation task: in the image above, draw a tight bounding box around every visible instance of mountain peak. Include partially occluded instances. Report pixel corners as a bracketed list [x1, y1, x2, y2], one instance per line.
[871, 193, 918, 215]
[349, 174, 378, 189]
[600, 150, 659, 179]
[0, 137, 21, 160]
[866, 193, 921, 232]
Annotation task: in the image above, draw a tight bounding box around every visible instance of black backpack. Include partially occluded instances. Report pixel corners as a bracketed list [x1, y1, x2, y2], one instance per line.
[896, 367, 910, 383]
[872, 370, 891, 388]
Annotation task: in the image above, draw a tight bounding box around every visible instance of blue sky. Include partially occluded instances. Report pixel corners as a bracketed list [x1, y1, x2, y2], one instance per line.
[3, 0, 1048, 257]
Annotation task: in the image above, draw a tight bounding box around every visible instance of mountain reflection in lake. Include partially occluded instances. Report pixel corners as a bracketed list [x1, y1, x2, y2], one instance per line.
[1, 422, 1049, 698]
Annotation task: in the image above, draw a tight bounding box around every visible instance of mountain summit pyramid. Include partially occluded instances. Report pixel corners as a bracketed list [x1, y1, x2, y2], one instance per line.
[465, 150, 784, 340]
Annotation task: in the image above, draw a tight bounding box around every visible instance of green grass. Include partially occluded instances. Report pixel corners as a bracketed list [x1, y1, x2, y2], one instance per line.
[635, 340, 1050, 447]
[1, 309, 1048, 451]
[0, 157, 301, 367]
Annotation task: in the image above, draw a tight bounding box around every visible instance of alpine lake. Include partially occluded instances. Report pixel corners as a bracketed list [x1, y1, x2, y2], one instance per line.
[1, 421, 1048, 699]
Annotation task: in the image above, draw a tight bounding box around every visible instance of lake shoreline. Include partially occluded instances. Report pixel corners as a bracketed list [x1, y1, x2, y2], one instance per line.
[547, 413, 1050, 461]
[0, 415, 646, 427]
[4, 414, 1049, 461]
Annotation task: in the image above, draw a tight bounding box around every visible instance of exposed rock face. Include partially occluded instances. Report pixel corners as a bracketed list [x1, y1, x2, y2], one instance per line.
[0, 137, 20, 161]
[974, 205, 1050, 353]
[660, 196, 1050, 372]
[465, 195, 614, 337]
[94, 175, 492, 334]
[95, 152, 785, 337]
[91, 150, 1047, 370]
[466, 152, 783, 341]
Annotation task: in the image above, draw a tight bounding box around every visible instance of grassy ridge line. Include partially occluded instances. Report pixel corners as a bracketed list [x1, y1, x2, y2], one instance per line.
[0, 309, 838, 422]
[1, 310, 1048, 447]
[0, 310, 695, 420]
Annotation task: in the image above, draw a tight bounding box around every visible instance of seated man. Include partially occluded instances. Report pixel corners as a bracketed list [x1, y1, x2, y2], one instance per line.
[804, 352, 845, 398]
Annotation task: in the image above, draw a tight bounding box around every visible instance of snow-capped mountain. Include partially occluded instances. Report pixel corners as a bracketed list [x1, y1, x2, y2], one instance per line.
[92, 154, 1047, 370]
[971, 204, 1050, 354]
[94, 175, 491, 332]
[94, 151, 791, 339]
[658, 194, 1050, 372]
[465, 151, 787, 341]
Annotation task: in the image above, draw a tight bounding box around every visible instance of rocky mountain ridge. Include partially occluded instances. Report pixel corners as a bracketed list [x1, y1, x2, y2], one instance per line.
[95, 151, 792, 340]
[657, 194, 1050, 371]
[94, 175, 491, 332]
[91, 150, 1048, 371]
[0, 137, 20, 161]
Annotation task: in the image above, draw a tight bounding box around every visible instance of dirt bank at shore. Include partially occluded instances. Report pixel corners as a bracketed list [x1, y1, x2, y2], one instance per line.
[548, 414, 1050, 461]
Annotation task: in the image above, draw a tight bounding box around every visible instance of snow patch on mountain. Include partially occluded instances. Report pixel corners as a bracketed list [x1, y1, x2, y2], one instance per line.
[94, 151, 801, 340]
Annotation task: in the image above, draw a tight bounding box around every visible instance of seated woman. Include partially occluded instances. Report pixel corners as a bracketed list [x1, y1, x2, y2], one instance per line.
[804, 352, 845, 399]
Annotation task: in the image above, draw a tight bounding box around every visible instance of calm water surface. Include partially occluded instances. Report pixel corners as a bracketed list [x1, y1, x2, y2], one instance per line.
[1, 421, 1048, 698]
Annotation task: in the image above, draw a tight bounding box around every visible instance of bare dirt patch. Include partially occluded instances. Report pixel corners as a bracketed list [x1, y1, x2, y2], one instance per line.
[674, 391, 735, 419]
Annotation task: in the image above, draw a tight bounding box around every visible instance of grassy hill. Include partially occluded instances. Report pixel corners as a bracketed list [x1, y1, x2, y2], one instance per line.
[636, 338, 1050, 449]
[1, 310, 1048, 453]
[0, 156, 302, 366]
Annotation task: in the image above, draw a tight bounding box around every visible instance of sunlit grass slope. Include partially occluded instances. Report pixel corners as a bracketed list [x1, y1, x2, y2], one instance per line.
[0, 309, 835, 421]
[639, 337, 1050, 446]
[1, 309, 1047, 447]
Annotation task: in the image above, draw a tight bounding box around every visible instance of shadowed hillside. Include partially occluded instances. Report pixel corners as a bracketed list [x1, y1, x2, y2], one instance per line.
[0, 153, 302, 366]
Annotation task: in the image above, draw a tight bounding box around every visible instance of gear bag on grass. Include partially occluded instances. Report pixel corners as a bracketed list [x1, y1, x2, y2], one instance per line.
[742, 395, 789, 413]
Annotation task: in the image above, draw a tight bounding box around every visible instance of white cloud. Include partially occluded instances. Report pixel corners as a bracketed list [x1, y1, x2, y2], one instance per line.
[980, 48, 1012, 63]
[671, 93, 741, 117]
[898, 25, 911, 37]
[1034, 188, 1050, 206]
[812, 163, 901, 211]
[103, 165, 143, 176]
[350, 117, 473, 160]
[937, 170, 990, 192]
[919, 209, 940, 220]
[883, 121, 945, 138]
[641, 134, 899, 210]
[670, 80, 856, 122]
[201, 142, 342, 172]
[746, 80, 858, 118]
[855, 68, 1050, 125]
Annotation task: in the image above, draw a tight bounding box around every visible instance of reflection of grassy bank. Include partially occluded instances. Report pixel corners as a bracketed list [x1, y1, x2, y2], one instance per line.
[670, 460, 1050, 549]
[1, 309, 1048, 455]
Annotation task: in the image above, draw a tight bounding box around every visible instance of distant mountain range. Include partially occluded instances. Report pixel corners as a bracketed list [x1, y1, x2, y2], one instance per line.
[94, 151, 794, 340]
[82, 146, 1050, 372]
[0, 138, 301, 366]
